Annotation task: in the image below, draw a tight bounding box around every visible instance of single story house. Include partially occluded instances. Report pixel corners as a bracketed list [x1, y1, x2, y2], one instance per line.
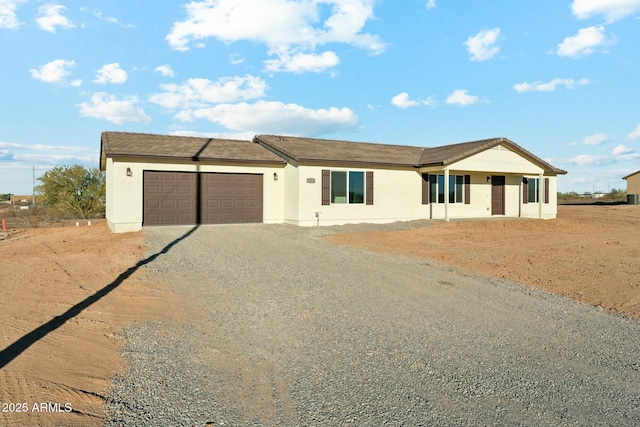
[100, 131, 567, 232]
[623, 170, 640, 204]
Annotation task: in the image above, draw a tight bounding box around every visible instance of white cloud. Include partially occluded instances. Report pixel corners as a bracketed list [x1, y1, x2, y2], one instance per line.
[94, 10, 118, 24]
[0, 141, 90, 151]
[13, 153, 94, 164]
[229, 53, 244, 65]
[569, 154, 610, 165]
[426, 0, 436, 9]
[154, 65, 175, 77]
[612, 144, 633, 155]
[571, 0, 640, 23]
[391, 92, 436, 108]
[627, 124, 640, 139]
[94, 63, 128, 84]
[514, 78, 590, 92]
[176, 100, 358, 136]
[445, 89, 480, 106]
[581, 133, 609, 145]
[170, 130, 256, 140]
[166, 0, 385, 73]
[77, 92, 151, 124]
[29, 59, 76, 84]
[569, 145, 640, 165]
[149, 75, 268, 109]
[557, 26, 615, 58]
[264, 51, 340, 73]
[0, 0, 27, 29]
[465, 28, 501, 61]
[36, 4, 76, 33]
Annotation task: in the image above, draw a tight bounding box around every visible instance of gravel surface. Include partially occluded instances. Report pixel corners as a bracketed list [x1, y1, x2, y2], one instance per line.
[105, 223, 640, 426]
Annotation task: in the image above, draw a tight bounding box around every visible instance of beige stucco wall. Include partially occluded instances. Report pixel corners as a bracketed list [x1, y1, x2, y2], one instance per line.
[105, 143, 561, 232]
[105, 157, 285, 233]
[452, 145, 544, 174]
[626, 173, 640, 195]
[412, 173, 558, 220]
[285, 165, 430, 226]
[284, 163, 560, 226]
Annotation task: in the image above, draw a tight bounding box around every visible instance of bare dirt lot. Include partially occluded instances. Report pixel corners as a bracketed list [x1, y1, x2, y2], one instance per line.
[0, 221, 182, 427]
[326, 205, 640, 318]
[0, 205, 638, 426]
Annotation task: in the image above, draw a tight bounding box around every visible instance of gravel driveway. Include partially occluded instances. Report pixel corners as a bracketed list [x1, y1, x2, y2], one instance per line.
[105, 223, 640, 426]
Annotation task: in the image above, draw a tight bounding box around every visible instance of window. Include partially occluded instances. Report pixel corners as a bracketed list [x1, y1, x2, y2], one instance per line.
[437, 175, 445, 203]
[450, 175, 463, 203]
[349, 171, 364, 203]
[527, 177, 539, 203]
[428, 174, 466, 204]
[330, 171, 365, 204]
[331, 171, 347, 203]
[429, 174, 437, 204]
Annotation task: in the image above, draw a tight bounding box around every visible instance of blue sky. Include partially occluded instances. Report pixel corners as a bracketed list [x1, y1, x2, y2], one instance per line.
[1, 0, 639, 195]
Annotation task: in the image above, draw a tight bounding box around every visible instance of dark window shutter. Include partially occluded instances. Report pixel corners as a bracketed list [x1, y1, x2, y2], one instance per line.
[464, 175, 471, 204]
[321, 170, 330, 205]
[422, 174, 429, 204]
[544, 177, 550, 204]
[366, 171, 374, 205]
[522, 177, 528, 204]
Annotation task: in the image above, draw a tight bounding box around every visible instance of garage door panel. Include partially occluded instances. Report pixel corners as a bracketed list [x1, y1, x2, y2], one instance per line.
[144, 171, 263, 226]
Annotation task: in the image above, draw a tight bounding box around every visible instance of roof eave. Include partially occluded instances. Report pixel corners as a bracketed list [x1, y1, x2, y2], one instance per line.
[297, 157, 418, 168]
[105, 153, 286, 166]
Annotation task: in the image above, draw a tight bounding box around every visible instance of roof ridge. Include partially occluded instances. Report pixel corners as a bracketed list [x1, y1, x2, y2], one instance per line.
[256, 134, 427, 150]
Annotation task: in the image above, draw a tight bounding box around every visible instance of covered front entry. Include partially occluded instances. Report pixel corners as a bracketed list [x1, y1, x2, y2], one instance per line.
[143, 171, 263, 226]
[491, 175, 505, 215]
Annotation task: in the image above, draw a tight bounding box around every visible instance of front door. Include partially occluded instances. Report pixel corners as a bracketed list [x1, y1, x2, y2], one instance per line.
[491, 175, 505, 215]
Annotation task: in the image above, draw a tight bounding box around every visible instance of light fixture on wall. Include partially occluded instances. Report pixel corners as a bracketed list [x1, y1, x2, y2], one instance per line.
[486, 176, 491, 182]
[126, 167, 133, 177]
[273, 172, 278, 181]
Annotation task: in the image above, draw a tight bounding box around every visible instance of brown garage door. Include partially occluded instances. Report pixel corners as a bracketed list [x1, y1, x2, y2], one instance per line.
[143, 171, 263, 226]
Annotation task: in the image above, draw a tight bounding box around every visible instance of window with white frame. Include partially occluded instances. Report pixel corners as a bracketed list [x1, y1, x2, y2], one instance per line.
[430, 174, 465, 204]
[331, 171, 364, 204]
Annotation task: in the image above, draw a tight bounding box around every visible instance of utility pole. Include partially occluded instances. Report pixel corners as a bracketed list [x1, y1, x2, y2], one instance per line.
[32, 166, 36, 207]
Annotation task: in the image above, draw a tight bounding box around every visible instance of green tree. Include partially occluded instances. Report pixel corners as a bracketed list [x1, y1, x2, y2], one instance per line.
[36, 165, 105, 218]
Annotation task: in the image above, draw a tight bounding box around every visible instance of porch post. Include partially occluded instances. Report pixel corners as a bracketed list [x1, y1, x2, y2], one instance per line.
[538, 173, 544, 219]
[444, 168, 450, 222]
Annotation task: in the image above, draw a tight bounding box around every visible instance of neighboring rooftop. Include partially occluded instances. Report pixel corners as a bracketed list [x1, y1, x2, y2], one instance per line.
[100, 132, 286, 169]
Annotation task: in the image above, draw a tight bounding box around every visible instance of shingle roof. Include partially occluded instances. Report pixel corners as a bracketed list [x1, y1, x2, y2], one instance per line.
[254, 135, 426, 167]
[256, 134, 567, 174]
[623, 170, 640, 180]
[100, 131, 566, 175]
[100, 132, 285, 170]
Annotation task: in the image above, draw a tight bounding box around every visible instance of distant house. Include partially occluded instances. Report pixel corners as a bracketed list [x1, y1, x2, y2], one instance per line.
[623, 170, 640, 202]
[10, 195, 33, 208]
[100, 132, 567, 233]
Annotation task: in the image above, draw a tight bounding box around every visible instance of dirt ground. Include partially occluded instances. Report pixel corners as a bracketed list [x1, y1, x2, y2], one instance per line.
[326, 205, 640, 319]
[0, 221, 183, 427]
[0, 205, 638, 426]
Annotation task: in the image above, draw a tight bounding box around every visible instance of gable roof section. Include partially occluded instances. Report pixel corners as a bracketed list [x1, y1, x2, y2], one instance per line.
[623, 170, 640, 180]
[256, 134, 567, 174]
[418, 137, 567, 175]
[100, 131, 285, 170]
[254, 135, 426, 167]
